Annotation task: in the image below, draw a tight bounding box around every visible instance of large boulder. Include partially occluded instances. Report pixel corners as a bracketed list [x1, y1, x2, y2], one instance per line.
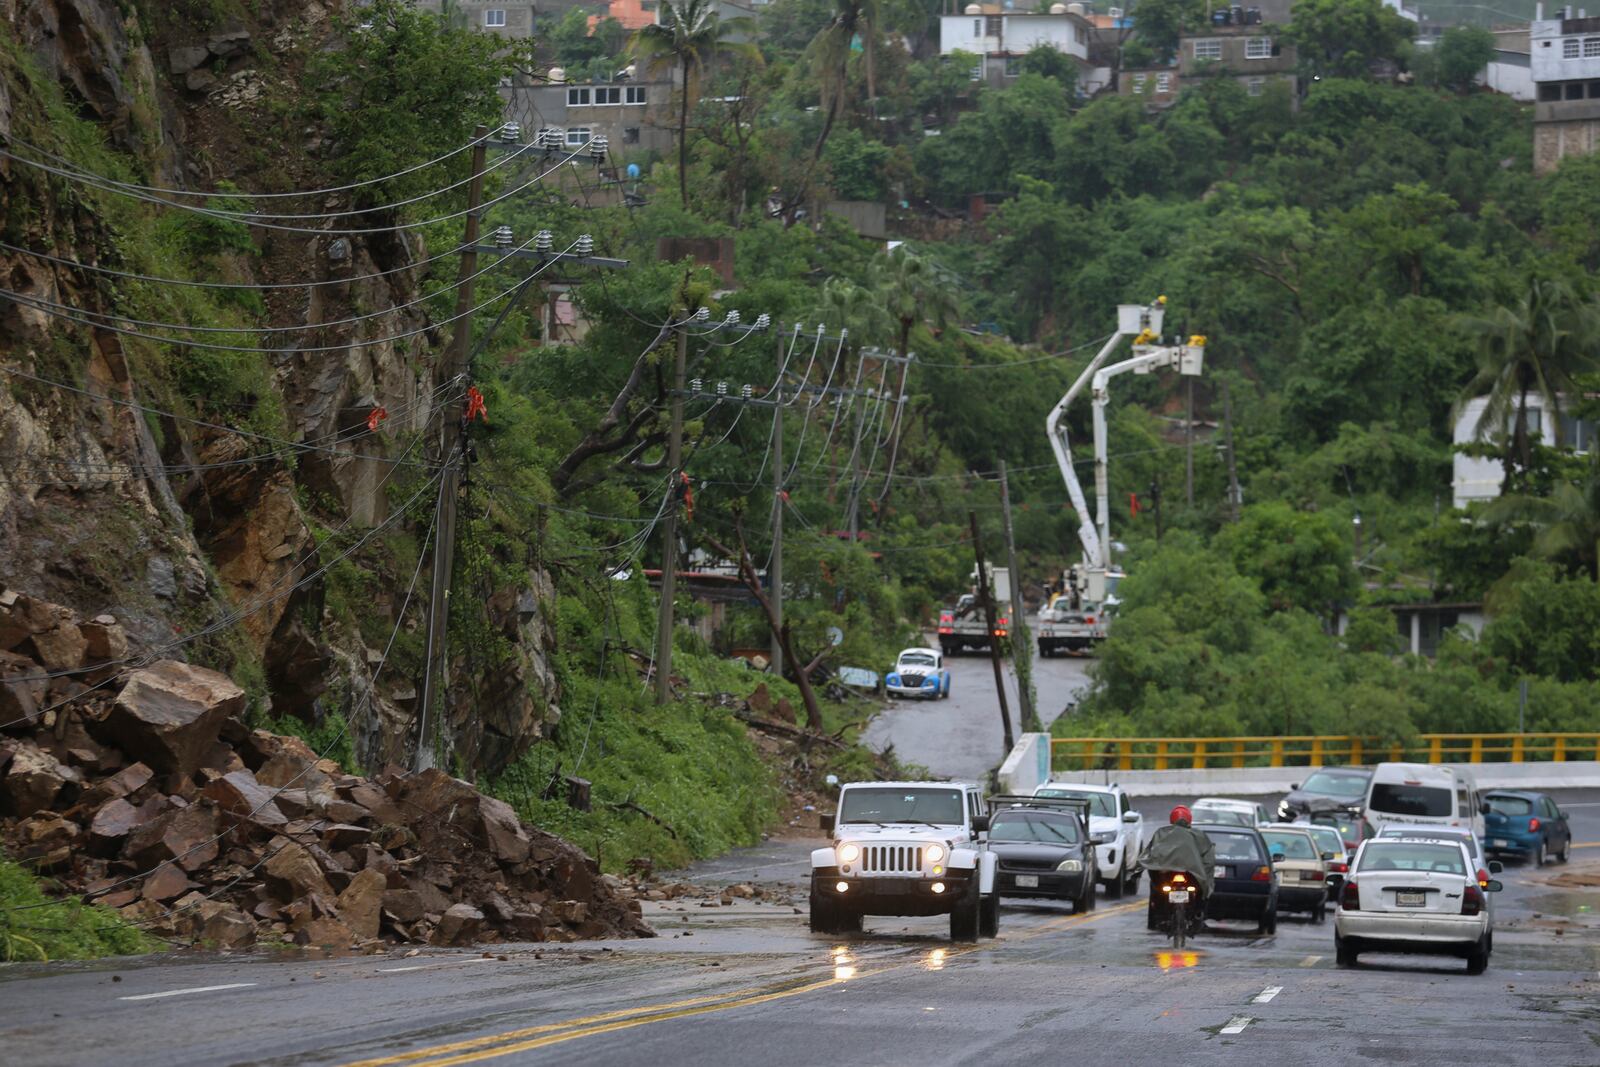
[101, 661, 245, 774]
[2, 740, 82, 816]
[262, 840, 334, 901]
[394, 769, 531, 866]
[336, 868, 387, 940]
[123, 804, 220, 872]
[201, 768, 287, 828]
[432, 903, 483, 946]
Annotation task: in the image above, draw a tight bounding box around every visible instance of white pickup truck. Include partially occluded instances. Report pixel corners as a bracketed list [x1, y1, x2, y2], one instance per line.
[1033, 781, 1144, 897]
[811, 781, 1000, 941]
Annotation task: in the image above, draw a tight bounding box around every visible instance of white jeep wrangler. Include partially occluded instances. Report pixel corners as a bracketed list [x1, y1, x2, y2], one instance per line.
[810, 781, 1000, 941]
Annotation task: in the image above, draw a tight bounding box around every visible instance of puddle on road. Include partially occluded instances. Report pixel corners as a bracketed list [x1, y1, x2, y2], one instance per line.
[1154, 950, 1202, 971]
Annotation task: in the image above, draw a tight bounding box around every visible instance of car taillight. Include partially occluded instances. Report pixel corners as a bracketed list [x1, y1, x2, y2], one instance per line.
[1529, 817, 1540, 832]
[1251, 865, 1272, 882]
[1344, 841, 1359, 852]
[1341, 881, 1360, 910]
[1330, 862, 1348, 873]
[1462, 882, 1484, 916]
[1084, 616, 1096, 624]
[1306, 870, 1325, 880]
[1476, 868, 1489, 888]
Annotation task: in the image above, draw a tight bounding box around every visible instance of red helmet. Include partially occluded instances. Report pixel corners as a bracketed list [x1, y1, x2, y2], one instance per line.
[1170, 805, 1193, 826]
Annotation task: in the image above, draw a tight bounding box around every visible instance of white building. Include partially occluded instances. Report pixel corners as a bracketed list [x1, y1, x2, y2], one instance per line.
[1531, 3, 1600, 171]
[1452, 394, 1597, 508]
[939, 2, 1103, 90]
[1483, 28, 1535, 101]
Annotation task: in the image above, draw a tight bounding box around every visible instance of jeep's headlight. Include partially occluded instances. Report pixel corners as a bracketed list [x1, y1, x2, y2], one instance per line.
[1091, 831, 1117, 845]
[925, 844, 945, 864]
[1056, 859, 1084, 872]
[838, 843, 860, 864]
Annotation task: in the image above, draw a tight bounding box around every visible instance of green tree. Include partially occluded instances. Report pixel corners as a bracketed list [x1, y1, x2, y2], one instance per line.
[1482, 561, 1600, 682]
[1458, 277, 1600, 490]
[1432, 25, 1494, 93]
[1484, 449, 1600, 579]
[1285, 0, 1415, 77]
[871, 246, 961, 505]
[1129, 0, 1205, 61]
[1217, 502, 1357, 614]
[632, 0, 759, 208]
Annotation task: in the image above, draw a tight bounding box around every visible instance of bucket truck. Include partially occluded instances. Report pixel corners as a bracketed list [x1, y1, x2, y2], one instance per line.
[1037, 300, 1206, 655]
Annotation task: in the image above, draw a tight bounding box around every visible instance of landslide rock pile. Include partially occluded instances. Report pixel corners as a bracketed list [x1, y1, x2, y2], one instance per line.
[0, 591, 651, 951]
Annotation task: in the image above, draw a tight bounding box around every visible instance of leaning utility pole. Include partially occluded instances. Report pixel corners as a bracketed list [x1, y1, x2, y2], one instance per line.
[416, 125, 489, 772]
[998, 461, 1038, 733]
[1221, 379, 1242, 522]
[769, 326, 785, 678]
[653, 323, 689, 704]
[969, 510, 1015, 753]
[1185, 377, 1195, 508]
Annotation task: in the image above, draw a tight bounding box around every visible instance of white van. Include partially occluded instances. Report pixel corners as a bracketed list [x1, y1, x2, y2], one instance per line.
[1362, 763, 1484, 840]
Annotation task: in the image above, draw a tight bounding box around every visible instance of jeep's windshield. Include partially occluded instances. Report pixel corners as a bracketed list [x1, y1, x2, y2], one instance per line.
[1034, 789, 1115, 818]
[898, 652, 937, 668]
[839, 787, 964, 826]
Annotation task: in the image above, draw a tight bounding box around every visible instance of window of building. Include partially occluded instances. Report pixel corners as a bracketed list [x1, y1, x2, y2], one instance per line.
[623, 126, 640, 144]
[625, 86, 647, 104]
[1586, 37, 1600, 57]
[1246, 36, 1272, 59]
[1132, 73, 1146, 93]
[1156, 73, 1171, 92]
[973, 18, 982, 36]
[1539, 82, 1563, 100]
[1193, 38, 1222, 60]
[1568, 81, 1587, 99]
[1075, 25, 1086, 43]
[1004, 55, 1022, 77]
[1247, 76, 1264, 96]
[986, 16, 1003, 35]
[1565, 37, 1581, 58]
[567, 87, 590, 106]
[594, 86, 622, 105]
[484, 9, 507, 27]
[566, 126, 592, 146]
[1561, 415, 1596, 453]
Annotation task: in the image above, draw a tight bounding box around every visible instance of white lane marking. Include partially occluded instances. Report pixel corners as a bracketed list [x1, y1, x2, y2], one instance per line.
[119, 982, 257, 1001]
[1252, 986, 1282, 1004]
[1298, 955, 1321, 967]
[1220, 1015, 1253, 1035]
[378, 957, 500, 974]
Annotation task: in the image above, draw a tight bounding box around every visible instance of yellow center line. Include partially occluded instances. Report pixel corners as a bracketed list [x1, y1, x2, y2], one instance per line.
[1570, 842, 1600, 849]
[338, 900, 1145, 1067]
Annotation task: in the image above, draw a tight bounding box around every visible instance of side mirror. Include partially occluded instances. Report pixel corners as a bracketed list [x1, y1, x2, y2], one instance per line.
[1122, 811, 1139, 824]
[1290, 783, 1300, 790]
[1321, 851, 1336, 861]
[1485, 879, 1504, 893]
[1480, 800, 1492, 815]
[820, 813, 836, 834]
[1271, 851, 1286, 863]
[971, 814, 990, 834]
[1488, 860, 1503, 874]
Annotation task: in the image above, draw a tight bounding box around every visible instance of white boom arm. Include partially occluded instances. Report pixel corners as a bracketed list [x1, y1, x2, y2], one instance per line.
[1091, 340, 1206, 569]
[1045, 302, 1167, 569]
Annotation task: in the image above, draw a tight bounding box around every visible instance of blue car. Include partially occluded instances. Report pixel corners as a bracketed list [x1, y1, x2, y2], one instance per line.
[1192, 823, 1279, 934]
[885, 648, 951, 700]
[1483, 790, 1572, 865]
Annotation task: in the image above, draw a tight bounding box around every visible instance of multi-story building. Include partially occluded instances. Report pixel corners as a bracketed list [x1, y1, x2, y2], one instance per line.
[1452, 393, 1597, 508]
[1177, 2, 1298, 100]
[508, 73, 676, 157]
[939, 2, 1108, 92]
[410, 1, 542, 37]
[1531, 4, 1600, 173]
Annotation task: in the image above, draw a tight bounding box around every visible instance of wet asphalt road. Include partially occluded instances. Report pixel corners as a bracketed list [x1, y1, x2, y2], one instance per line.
[862, 622, 1093, 780]
[4, 795, 1599, 1066]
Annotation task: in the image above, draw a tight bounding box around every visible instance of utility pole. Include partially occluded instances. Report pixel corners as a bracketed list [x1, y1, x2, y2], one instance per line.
[416, 124, 489, 772]
[653, 323, 689, 704]
[770, 325, 784, 678]
[969, 510, 1015, 754]
[844, 352, 871, 543]
[1221, 379, 1241, 523]
[998, 462, 1038, 733]
[1150, 471, 1164, 542]
[1185, 377, 1195, 509]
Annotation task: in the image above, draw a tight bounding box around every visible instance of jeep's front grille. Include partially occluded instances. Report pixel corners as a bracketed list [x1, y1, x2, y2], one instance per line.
[862, 845, 923, 873]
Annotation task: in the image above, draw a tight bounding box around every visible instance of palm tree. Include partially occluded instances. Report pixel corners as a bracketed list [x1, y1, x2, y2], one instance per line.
[871, 247, 961, 507]
[804, 0, 878, 166]
[1459, 278, 1600, 491]
[1483, 449, 1600, 580]
[437, 0, 469, 29]
[631, 0, 757, 209]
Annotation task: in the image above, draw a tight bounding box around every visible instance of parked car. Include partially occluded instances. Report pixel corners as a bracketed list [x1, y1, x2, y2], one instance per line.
[1193, 797, 1269, 827]
[1483, 790, 1573, 866]
[1277, 766, 1372, 822]
[1261, 825, 1329, 921]
[1032, 782, 1144, 897]
[985, 796, 1097, 913]
[1301, 822, 1350, 900]
[1362, 762, 1485, 840]
[884, 648, 951, 700]
[1195, 823, 1278, 934]
[1335, 837, 1502, 975]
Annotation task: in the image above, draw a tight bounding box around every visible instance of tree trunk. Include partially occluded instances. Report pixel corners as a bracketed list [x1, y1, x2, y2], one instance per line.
[1515, 385, 1531, 485]
[678, 56, 691, 209]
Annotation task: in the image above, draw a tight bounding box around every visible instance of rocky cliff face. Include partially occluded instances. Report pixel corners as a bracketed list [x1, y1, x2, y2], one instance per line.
[0, 0, 560, 776]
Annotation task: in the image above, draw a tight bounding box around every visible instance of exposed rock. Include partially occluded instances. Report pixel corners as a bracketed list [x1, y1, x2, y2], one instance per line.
[88, 796, 151, 852]
[3, 741, 82, 816]
[202, 768, 288, 828]
[140, 862, 193, 903]
[83, 761, 154, 806]
[336, 868, 386, 940]
[167, 45, 209, 74]
[381, 888, 424, 924]
[432, 903, 484, 946]
[80, 615, 129, 663]
[206, 28, 251, 59]
[102, 661, 245, 774]
[321, 823, 370, 850]
[202, 908, 257, 950]
[27, 618, 85, 672]
[263, 840, 334, 900]
[124, 804, 220, 872]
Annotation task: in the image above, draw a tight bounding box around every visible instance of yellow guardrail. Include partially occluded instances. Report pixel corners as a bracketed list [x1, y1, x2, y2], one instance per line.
[1049, 734, 1600, 771]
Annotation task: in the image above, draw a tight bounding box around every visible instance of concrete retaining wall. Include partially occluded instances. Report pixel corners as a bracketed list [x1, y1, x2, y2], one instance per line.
[997, 732, 1053, 795]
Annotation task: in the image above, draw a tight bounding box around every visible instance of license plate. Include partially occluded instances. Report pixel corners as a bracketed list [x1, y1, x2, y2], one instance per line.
[1214, 866, 1227, 878]
[1015, 875, 1039, 888]
[1168, 890, 1190, 904]
[1396, 891, 1426, 907]
[1491, 838, 1508, 848]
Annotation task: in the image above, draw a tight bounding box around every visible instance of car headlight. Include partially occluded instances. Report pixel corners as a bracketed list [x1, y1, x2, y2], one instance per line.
[838, 843, 860, 864]
[1091, 831, 1116, 844]
[1056, 859, 1084, 872]
[887, 674, 899, 685]
[922, 677, 936, 687]
[926, 844, 945, 864]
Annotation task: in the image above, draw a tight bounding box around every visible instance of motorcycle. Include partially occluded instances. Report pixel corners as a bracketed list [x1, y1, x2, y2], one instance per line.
[1148, 870, 1204, 948]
